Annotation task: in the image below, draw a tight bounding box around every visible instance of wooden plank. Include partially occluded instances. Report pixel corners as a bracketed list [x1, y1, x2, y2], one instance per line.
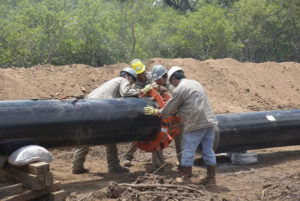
[45, 173, 54, 187]
[2, 181, 62, 201]
[0, 169, 14, 181]
[7, 170, 53, 190]
[24, 162, 50, 175]
[0, 183, 23, 199]
[5, 162, 50, 175]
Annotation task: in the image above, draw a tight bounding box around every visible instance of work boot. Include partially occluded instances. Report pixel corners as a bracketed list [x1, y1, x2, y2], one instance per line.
[106, 144, 129, 173]
[182, 166, 192, 178]
[108, 165, 129, 173]
[123, 158, 132, 167]
[177, 165, 183, 172]
[200, 165, 216, 185]
[123, 143, 137, 167]
[176, 166, 192, 183]
[72, 146, 89, 174]
[72, 168, 89, 174]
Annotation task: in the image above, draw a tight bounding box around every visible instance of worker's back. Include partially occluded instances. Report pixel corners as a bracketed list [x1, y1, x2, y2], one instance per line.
[88, 77, 138, 99]
[172, 79, 218, 133]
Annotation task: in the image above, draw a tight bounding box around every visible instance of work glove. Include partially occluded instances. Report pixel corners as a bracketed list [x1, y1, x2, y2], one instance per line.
[140, 84, 152, 94]
[144, 105, 160, 116]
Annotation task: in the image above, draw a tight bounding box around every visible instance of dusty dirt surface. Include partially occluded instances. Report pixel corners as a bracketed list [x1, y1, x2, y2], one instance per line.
[0, 58, 300, 200]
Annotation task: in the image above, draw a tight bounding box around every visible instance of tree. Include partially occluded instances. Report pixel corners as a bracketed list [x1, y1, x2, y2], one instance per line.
[163, 0, 199, 12]
[229, 0, 300, 62]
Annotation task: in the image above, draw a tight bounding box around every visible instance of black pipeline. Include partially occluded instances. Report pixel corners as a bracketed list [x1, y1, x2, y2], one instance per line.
[0, 98, 299, 154]
[0, 98, 160, 151]
[216, 109, 300, 153]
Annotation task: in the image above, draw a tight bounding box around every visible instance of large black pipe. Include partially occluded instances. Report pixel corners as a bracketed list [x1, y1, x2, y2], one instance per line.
[215, 109, 300, 153]
[0, 98, 299, 154]
[0, 98, 160, 151]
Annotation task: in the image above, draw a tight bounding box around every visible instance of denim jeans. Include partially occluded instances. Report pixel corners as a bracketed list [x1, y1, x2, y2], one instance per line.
[181, 127, 216, 167]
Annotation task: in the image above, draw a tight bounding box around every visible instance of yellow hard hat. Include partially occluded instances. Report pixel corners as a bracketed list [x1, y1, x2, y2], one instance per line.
[131, 59, 145, 75]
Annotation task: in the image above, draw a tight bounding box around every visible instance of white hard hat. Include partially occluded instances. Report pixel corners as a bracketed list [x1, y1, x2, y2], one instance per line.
[121, 67, 137, 79]
[167, 66, 183, 81]
[152, 64, 167, 81]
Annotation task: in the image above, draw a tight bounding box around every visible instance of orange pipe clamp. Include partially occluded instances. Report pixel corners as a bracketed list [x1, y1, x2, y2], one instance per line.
[136, 87, 181, 152]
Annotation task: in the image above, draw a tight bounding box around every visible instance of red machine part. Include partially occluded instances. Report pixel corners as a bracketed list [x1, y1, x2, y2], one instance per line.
[136, 87, 181, 152]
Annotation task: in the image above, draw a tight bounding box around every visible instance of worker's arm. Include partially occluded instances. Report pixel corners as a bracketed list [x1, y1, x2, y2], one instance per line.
[160, 90, 184, 118]
[119, 78, 139, 97]
[140, 84, 153, 94]
[144, 88, 184, 116]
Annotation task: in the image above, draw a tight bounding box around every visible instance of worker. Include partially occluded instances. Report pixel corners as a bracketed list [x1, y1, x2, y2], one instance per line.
[151, 64, 172, 93]
[123, 59, 152, 167]
[131, 59, 152, 89]
[151, 64, 183, 169]
[72, 67, 151, 174]
[144, 66, 218, 185]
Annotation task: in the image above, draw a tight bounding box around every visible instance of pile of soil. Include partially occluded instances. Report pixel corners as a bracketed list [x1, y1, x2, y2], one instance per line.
[0, 58, 299, 200]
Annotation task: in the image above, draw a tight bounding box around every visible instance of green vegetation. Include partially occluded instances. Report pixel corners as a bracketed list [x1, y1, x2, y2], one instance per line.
[0, 0, 299, 67]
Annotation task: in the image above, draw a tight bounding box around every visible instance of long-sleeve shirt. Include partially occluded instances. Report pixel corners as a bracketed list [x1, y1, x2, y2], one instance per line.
[160, 79, 218, 134]
[87, 77, 139, 99]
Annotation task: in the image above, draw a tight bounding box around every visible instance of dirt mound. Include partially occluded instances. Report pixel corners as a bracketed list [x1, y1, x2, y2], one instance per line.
[0, 58, 299, 113]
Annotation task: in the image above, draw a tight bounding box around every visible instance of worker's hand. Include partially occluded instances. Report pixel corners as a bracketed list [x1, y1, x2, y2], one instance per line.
[144, 105, 160, 116]
[157, 85, 168, 93]
[140, 84, 152, 94]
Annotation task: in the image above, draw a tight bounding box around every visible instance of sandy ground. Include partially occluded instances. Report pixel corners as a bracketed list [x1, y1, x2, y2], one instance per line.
[0, 58, 299, 200]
